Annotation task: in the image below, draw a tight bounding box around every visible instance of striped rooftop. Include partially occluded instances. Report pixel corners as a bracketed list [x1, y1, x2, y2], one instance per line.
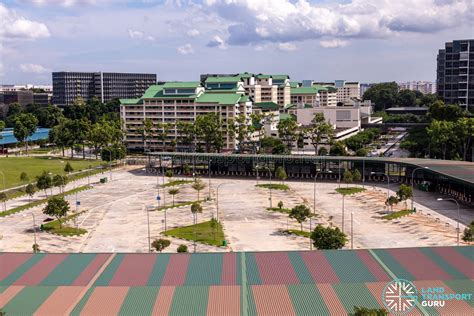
[0, 246, 472, 315]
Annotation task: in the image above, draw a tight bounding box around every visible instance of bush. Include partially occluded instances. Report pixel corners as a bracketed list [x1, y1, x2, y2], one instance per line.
[311, 225, 347, 249]
[462, 221, 474, 242]
[354, 306, 388, 316]
[177, 244, 188, 253]
[152, 238, 171, 252]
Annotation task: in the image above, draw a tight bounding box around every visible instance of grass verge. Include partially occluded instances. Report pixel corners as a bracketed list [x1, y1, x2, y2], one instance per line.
[282, 229, 311, 238]
[0, 185, 92, 217]
[382, 209, 415, 220]
[256, 183, 290, 190]
[161, 180, 194, 188]
[267, 207, 292, 214]
[42, 211, 87, 236]
[163, 220, 225, 247]
[335, 187, 366, 195]
[157, 199, 210, 211]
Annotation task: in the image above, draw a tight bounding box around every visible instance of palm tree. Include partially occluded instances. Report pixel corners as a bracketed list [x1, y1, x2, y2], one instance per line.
[191, 202, 203, 224]
[168, 188, 179, 206]
[192, 179, 206, 201]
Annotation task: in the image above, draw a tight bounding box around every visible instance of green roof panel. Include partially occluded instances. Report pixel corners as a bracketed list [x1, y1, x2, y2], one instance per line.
[195, 93, 241, 105]
[205, 76, 241, 83]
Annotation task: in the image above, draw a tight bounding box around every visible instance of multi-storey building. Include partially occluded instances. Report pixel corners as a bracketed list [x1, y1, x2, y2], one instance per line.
[334, 80, 361, 105]
[290, 84, 337, 108]
[437, 39, 474, 110]
[53, 71, 156, 106]
[120, 81, 252, 152]
[398, 81, 436, 94]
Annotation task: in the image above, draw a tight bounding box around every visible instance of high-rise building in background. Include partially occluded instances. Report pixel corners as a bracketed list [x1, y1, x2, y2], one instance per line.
[398, 81, 436, 94]
[436, 39, 473, 110]
[52, 72, 157, 106]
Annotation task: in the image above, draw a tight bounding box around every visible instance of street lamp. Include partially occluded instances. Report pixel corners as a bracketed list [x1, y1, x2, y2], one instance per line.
[208, 158, 212, 199]
[257, 165, 272, 208]
[411, 167, 429, 211]
[437, 198, 461, 246]
[309, 217, 313, 250]
[351, 212, 354, 249]
[313, 170, 332, 214]
[101, 147, 113, 181]
[23, 213, 37, 252]
[145, 205, 152, 253]
[216, 182, 230, 222]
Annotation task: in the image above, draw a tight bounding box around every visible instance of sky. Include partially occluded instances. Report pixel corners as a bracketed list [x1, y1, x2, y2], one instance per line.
[0, 0, 473, 85]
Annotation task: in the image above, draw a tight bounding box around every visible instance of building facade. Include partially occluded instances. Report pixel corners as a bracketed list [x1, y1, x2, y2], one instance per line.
[53, 72, 157, 106]
[398, 81, 436, 94]
[437, 39, 474, 110]
[120, 81, 252, 152]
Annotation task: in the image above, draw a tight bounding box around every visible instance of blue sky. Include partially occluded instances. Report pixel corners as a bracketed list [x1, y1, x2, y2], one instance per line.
[0, 0, 472, 85]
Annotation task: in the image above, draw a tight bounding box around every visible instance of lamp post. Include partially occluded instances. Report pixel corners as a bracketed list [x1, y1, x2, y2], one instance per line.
[411, 167, 429, 211]
[216, 182, 230, 222]
[208, 158, 212, 199]
[313, 170, 332, 214]
[145, 205, 151, 253]
[23, 213, 37, 252]
[258, 166, 272, 208]
[338, 159, 341, 188]
[351, 212, 354, 249]
[342, 194, 345, 233]
[309, 217, 313, 250]
[101, 147, 113, 181]
[437, 198, 461, 246]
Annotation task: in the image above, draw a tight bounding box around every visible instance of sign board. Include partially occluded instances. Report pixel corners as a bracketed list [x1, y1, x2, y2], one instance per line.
[156, 196, 161, 201]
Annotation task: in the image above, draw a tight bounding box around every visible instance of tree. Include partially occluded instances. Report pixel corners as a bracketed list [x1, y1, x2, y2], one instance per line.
[101, 144, 126, 162]
[210, 217, 218, 240]
[306, 113, 334, 154]
[32, 243, 40, 253]
[429, 100, 466, 121]
[191, 202, 203, 224]
[43, 196, 70, 228]
[13, 113, 38, 154]
[353, 306, 388, 316]
[20, 172, 29, 185]
[177, 121, 196, 150]
[275, 166, 287, 183]
[49, 119, 73, 156]
[289, 204, 311, 232]
[36, 171, 52, 197]
[311, 225, 347, 249]
[192, 179, 205, 201]
[228, 113, 255, 153]
[455, 117, 474, 161]
[0, 192, 7, 211]
[396, 184, 413, 209]
[0, 120, 4, 139]
[462, 221, 474, 243]
[177, 244, 188, 253]
[143, 118, 154, 151]
[352, 169, 362, 184]
[260, 136, 288, 154]
[195, 113, 223, 152]
[152, 238, 171, 252]
[427, 120, 455, 160]
[343, 170, 353, 187]
[64, 162, 74, 174]
[385, 195, 399, 212]
[165, 169, 173, 179]
[330, 141, 347, 156]
[52, 174, 67, 194]
[168, 188, 179, 206]
[25, 184, 36, 202]
[87, 120, 113, 158]
[362, 82, 399, 111]
[277, 118, 298, 149]
[397, 89, 417, 107]
[278, 201, 284, 209]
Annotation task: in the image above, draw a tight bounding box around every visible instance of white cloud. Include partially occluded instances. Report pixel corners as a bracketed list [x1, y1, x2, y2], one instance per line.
[177, 43, 194, 55]
[20, 63, 49, 74]
[128, 29, 155, 41]
[278, 42, 297, 51]
[319, 39, 349, 48]
[206, 35, 227, 49]
[19, 0, 102, 7]
[0, 4, 50, 40]
[204, 0, 473, 45]
[186, 29, 200, 37]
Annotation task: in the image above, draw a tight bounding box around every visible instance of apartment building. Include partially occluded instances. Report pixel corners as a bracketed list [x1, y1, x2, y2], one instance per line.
[398, 81, 436, 94]
[120, 81, 252, 152]
[290, 84, 337, 108]
[436, 39, 474, 110]
[53, 71, 156, 106]
[335, 80, 361, 105]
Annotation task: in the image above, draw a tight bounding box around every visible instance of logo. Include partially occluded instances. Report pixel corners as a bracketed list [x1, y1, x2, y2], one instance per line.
[382, 279, 418, 314]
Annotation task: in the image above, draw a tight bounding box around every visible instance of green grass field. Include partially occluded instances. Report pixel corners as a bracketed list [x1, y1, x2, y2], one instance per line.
[42, 211, 87, 236]
[335, 187, 366, 195]
[163, 220, 225, 246]
[256, 183, 290, 190]
[382, 209, 415, 220]
[0, 156, 103, 189]
[282, 229, 311, 238]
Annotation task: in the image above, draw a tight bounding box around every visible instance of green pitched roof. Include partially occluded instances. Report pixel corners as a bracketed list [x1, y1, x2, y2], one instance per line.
[253, 102, 279, 111]
[205, 76, 241, 83]
[142, 85, 164, 98]
[142, 84, 196, 99]
[272, 75, 289, 80]
[291, 87, 320, 95]
[195, 93, 242, 105]
[256, 74, 272, 79]
[279, 113, 296, 121]
[120, 98, 142, 105]
[239, 95, 250, 103]
[162, 81, 201, 89]
[290, 81, 301, 88]
[239, 72, 254, 78]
